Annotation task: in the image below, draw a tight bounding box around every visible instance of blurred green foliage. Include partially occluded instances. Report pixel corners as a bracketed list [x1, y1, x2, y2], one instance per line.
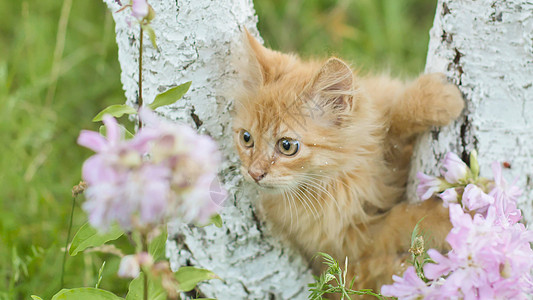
[0, 0, 436, 298]
[255, 0, 437, 76]
[0, 0, 128, 299]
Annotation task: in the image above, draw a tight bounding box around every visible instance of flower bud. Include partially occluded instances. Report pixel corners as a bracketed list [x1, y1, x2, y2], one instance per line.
[469, 150, 480, 180]
[439, 188, 458, 207]
[409, 236, 425, 256]
[118, 255, 140, 278]
[441, 152, 470, 184]
[137, 252, 154, 268]
[131, 0, 149, 19]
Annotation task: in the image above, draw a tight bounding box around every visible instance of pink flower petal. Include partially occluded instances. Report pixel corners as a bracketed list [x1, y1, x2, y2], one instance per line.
[424, 249, 453, 279]
[78, 130, 107, 152]
[103, 115, 121, 145]
[82, 155, 119, 184]
[441, 152, 469, 183]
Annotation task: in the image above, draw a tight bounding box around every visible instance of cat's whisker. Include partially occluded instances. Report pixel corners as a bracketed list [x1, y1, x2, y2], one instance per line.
[298, 175, 342, 216]
[287, 186, 299, 230]
[302, 173, 349, 205]
[301, 178, 331, 210]
[305, 172, 352, 190]
[282, 189, 294, 233]
[296, 177, 328, 212]
[296, 184, 321, 220]
[292, 185, 318, 220]
[301, 183, 327, 217]
[298, 179, 334, 215]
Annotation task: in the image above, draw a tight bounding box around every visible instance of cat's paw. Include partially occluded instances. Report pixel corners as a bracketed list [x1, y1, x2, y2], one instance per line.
[413, 73, 465, 126]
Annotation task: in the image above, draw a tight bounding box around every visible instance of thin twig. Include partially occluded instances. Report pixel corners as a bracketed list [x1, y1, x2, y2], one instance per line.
[138, 24, 144, 129]
[60, 195, 76, 289]
[142, 233, 149, 300]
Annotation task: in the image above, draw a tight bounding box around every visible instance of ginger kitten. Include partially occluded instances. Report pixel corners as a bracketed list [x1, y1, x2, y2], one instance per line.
[232, 31, 464, 294]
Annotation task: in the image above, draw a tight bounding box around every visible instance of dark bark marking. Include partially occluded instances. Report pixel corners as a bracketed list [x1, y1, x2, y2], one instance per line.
[442, 31, 453, 44]
[442, 2, 451, 16]
[251, 204, 264, 239]
[190, 105, 204, 128]
[490, 11, 503, 22]
[448, 48, 464, 85]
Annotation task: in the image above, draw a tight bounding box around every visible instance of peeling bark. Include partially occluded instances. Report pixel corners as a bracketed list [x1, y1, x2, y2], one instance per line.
[102, 0, 313, 299]
[409, 0, 533, 224]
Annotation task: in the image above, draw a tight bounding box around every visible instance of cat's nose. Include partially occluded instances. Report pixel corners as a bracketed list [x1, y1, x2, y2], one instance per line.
[248, 169, 266, 182]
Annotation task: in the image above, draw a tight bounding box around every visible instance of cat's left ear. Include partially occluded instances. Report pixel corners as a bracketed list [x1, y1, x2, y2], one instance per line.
[308, 58, 356, 113]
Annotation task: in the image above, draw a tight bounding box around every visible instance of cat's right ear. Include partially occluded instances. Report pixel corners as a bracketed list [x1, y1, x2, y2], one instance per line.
[239, 29, 263, 91]
[240, 29, 278, 90]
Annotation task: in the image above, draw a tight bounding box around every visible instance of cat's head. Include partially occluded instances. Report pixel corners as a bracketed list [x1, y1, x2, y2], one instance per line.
[232, 31, 377, 191]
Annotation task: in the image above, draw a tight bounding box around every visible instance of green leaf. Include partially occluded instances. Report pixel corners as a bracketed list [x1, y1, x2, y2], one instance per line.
[93, 104, 137, 122]
[31, 296, 43, 300]
[148, 227, 168, 262]
[210, 214, 223, 228]
[198, 214, 223, 228]
[143, 24, 158, 50]
[174, 266, 218, 292]
[470, 150, 479, 180]
[69, 223, 124, 256]
[51, 288, 122, 300]
[148, 81, 191, 110]
[410, 217, 426, 249]
[95, 261, 106, 289]
[126, 272, 166, 300]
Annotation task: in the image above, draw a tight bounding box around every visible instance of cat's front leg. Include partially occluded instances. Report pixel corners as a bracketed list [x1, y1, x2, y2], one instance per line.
[389, 73, 464, 138]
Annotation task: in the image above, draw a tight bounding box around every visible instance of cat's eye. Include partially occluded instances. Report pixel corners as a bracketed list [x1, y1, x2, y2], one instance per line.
[277, 138, 300, 156]
[240, 130, 254, 148]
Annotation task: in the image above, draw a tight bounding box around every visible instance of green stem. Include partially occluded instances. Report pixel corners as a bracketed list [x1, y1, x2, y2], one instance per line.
[60, 196, 76, 289]
[138, 24, 144, 129]
[142, 233, 148, 300]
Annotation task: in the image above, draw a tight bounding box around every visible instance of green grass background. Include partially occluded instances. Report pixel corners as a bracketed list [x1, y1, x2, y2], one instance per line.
[0, 0, 436, 298]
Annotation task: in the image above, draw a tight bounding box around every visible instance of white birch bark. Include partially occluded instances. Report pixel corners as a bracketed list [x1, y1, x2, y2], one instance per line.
[102, 0, 313, 299]
[409, 0, 533, 224]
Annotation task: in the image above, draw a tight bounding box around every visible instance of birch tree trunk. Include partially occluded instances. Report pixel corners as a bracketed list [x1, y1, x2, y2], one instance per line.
[102, 0, 313, 299]
[409, 0, 533, 224]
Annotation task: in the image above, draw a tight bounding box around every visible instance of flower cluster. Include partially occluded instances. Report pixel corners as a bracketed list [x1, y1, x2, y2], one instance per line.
[78, 110, 226, 231]
[114, 0, 155, 24]
[382, 152, 533, 299]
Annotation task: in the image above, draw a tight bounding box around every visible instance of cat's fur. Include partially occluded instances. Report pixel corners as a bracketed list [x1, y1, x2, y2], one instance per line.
[232, 31, 464, 294]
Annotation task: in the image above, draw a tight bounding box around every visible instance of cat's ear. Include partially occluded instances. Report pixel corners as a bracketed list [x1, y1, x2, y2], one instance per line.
[308, 58, 356, 113]
[241, 29, 279, 89]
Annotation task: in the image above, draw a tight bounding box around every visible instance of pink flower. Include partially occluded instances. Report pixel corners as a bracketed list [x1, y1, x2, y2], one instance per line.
[416, 172, 446, 200]
[118, 255, 140, 278]
[440, 152, 470, 184]
[393, 152, 533, 299]
[131, 0, 149, 19]
[438, 188, 458, 207]
[140, 109, 226, 223]
[78, 112, 226, 231]
[488, 162, 522, 226]
[381, 267, 435, 299]
[422, 204, 533, 298]
[118, 252, 154, 278]
[461, 184, 493, 214]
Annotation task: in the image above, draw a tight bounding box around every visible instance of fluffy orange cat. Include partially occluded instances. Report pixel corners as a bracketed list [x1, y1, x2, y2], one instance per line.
[232, 31, 464, 295]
